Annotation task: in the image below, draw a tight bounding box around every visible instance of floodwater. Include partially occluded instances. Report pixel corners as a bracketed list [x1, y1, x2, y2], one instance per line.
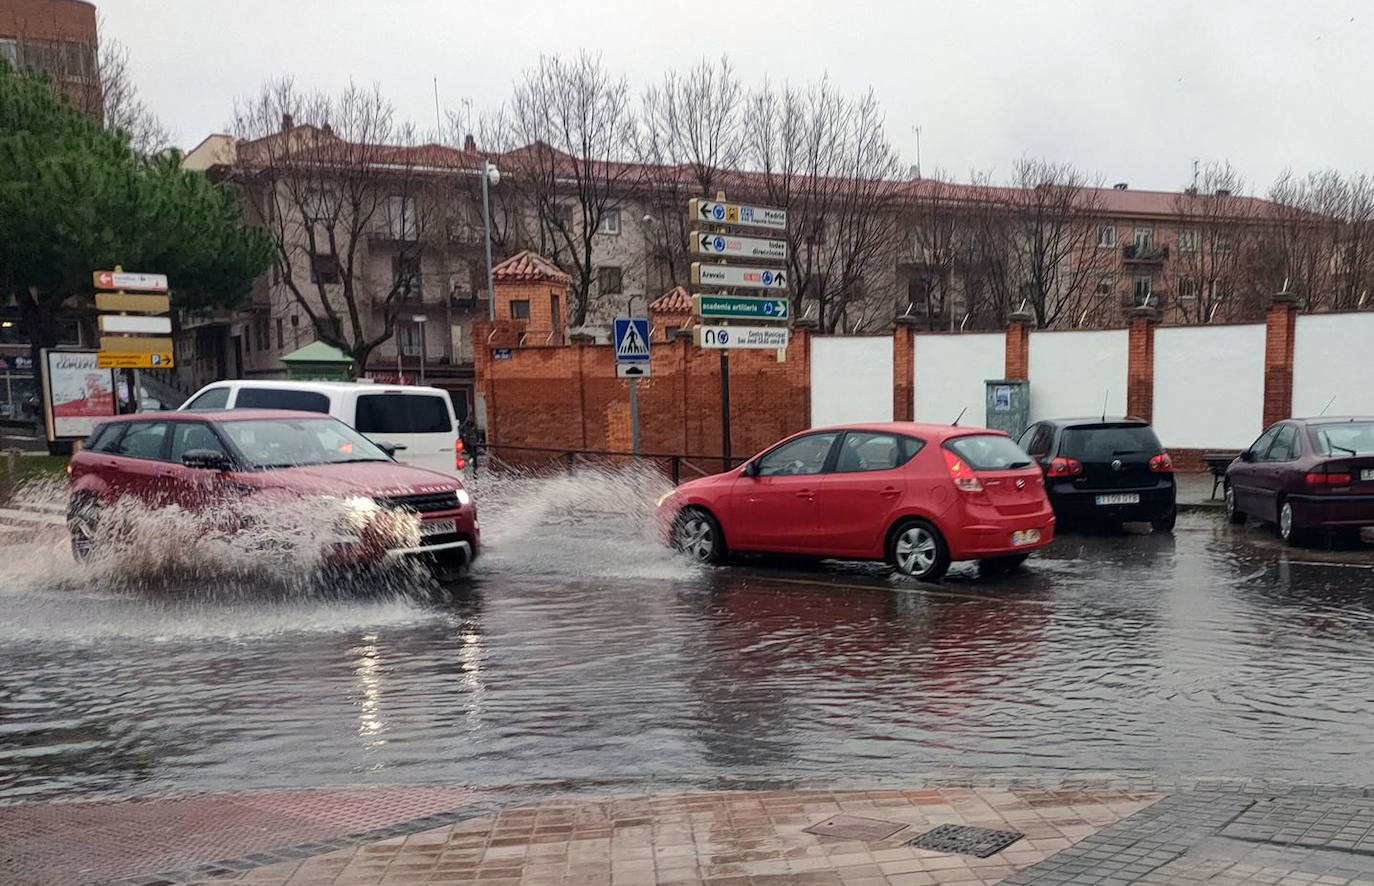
[3, 467, 1374, 804]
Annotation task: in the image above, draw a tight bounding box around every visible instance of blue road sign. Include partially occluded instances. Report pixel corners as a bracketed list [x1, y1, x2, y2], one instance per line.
[614, 317, 651, 363]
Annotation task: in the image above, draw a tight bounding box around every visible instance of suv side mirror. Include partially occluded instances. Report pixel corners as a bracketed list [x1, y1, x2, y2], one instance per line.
[182, 449, 232, 471]
[1240, 449, 1256, 463]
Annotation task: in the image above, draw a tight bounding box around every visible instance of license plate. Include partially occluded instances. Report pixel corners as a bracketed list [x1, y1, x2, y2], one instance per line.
[420, 518, 456, 537]
[1095, 493, 1140, 506]
[1011, 529, 1041, 546]
[1362, 469, 1374, 482]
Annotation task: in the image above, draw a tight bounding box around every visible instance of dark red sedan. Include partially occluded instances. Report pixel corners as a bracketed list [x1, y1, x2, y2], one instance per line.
[657, 422, 1055, 581]
[1226, 416, 1374, 545]
[67, 410, 479, 575]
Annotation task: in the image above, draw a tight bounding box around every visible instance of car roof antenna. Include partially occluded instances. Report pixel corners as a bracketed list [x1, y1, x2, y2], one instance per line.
[1102, 389, 1109, 423]
[952, 407, 967, 427]
[1319, 395, 1336, 416]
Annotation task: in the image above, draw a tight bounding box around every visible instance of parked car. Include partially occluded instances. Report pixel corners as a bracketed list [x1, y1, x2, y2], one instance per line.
[67, 410, 479, 576]
[1016, 418, 1176, 532]
[656, 422, 1055, 581]
[1225, 416, 1374, 545]
[180, 380, 467, 479]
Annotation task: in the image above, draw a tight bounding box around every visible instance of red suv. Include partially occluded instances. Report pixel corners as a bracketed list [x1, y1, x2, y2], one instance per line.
[657, 422, 1054, 581]
[67, 410, 479, 575]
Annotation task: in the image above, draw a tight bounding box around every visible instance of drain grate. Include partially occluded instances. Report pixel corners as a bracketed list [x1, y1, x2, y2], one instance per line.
[803, 814, 910, 842]
[904, 823, 1024, 858]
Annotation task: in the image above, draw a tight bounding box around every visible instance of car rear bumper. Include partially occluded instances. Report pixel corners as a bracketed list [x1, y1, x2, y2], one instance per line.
[1288, 493, 1374, 529]
[1048, 482, 1176, 522]
[947, 510, 1056, 560]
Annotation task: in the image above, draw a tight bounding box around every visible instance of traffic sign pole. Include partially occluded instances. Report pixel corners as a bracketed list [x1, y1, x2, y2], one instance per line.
[629, 378, 640, 455]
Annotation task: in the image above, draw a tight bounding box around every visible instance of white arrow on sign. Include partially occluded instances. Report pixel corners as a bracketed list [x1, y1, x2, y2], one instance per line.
[691, 263, 789, 290]
[93, 270, 168, 292]
[690, 231, 787, 261]
[689, 198, 787, 231]
[695, 324, 791, 350]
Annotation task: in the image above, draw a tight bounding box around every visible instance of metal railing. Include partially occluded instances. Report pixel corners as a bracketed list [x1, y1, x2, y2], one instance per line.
[482, 443, 732, 485]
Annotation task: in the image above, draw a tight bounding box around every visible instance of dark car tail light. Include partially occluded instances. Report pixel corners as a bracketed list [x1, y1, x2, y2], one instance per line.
[455, 438, 467, 471]
[1046, 457, 1083, 478]
[1149, 453, 1174, 473]
[1306, 466, 1352, 487]
[942, 448, 984, 493]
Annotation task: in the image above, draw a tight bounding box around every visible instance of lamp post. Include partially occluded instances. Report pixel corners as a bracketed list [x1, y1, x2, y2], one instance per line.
[482, 160, 501, 321]
[411, 314, 427, 385]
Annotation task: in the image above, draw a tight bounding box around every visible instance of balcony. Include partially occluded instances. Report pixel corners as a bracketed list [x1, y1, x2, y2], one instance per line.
[1122, 243, 1169, 264]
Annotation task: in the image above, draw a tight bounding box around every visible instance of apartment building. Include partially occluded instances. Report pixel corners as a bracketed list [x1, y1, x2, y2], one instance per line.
[0, 0, 99, 114]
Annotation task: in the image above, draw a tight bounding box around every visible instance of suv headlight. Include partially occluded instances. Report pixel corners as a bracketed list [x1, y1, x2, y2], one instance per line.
[455, 488, 471, 507]
[338, 496, 379, 533]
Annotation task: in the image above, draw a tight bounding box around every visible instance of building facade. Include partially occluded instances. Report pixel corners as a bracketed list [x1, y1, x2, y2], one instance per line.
[0, 0, 99, 113]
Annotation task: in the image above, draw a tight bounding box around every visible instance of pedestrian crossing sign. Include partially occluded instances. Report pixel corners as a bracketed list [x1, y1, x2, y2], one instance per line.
[614, 317, 651, 363]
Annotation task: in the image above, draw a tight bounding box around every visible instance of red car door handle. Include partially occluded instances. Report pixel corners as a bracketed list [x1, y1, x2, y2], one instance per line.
[880, 487, 901, 498]
[795, 489, 814, 500]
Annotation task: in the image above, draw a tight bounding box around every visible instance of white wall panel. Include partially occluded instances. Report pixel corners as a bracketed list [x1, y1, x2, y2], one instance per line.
[913, 333, 1004, 427]
[1153, 324, 1265, 449]
[810, 336, 894, 427]
[1293, 313, 1374, 418]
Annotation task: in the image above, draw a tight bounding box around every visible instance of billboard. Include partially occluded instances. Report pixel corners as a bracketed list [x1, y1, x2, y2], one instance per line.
[41, 350, 116, 440]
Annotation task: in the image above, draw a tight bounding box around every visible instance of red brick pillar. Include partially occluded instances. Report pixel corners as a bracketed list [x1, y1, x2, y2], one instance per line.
[570, 331, 595, 450]
[1126, 306, 1158, 422]
[892, 317, 917, 421]
[1263, 289, 1299, 427]
[1005, 309, 1033, 380]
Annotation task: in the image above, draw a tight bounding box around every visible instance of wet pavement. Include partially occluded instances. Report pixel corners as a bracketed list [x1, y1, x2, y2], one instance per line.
[3, 468, 1374, 810]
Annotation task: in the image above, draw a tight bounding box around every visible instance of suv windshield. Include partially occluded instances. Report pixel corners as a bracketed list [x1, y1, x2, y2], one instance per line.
[219, 418, 391, 469]
[1310, 421, 1374, 456]
[945, 434, 1032, 470]
[1061, 424, 1163, 460]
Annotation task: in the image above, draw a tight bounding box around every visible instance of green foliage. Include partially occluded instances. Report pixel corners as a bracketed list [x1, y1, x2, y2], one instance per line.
[0, 62, 272, 328]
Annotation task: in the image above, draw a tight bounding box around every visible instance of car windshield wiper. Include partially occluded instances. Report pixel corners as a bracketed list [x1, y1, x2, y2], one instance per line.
[1329, 444, 1357, 455]
[1007, 460, 1032, 469]
[332, 457, 389, 464]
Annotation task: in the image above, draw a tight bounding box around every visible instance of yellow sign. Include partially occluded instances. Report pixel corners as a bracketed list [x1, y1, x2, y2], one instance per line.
[726, 205, 740, 222]
[97, 352, 175, 369]
[95, 293, 171, 313]
[100, 335, 175, 354]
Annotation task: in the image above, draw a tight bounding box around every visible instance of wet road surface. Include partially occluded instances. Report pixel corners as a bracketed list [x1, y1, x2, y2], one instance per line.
[3, 469, 1374, 804]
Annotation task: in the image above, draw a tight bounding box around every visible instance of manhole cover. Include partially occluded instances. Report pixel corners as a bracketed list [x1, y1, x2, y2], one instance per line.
[803, 814, 910, 842]
[904, 824, 1024, 858]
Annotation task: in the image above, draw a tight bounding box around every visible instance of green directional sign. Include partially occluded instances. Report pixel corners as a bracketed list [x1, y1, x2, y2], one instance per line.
[693, 294, 790, 321]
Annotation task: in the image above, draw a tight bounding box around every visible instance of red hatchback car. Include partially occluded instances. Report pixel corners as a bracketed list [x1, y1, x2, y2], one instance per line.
[67, 410, 479, 574]
[657, 422, 1055, 581]
[1226, 416, 1374, 545]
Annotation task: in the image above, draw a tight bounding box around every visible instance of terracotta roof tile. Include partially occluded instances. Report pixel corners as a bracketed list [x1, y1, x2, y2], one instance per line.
[491, 250, 571, 285]
[649, 286, 693, 314]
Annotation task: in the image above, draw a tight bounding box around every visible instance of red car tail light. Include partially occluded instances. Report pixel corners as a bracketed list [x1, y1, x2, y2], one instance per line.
[455, 438, 467, 471]
[942, 448, 983, 493]
[1306, 467, 1352, 487]
[1046, 457, 1083, 478]
[1149, 453, 1174, 473]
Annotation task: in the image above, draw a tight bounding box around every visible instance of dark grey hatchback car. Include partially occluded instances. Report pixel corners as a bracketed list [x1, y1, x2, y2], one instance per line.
[1017, 418, 1177, 531]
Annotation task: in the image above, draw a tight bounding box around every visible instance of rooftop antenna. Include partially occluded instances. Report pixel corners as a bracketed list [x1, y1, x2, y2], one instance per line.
[952, 406, 967, 427]
[432, 77, 442, 135]
[1319, 395, 1336, 416]
[1102, 389, 1110, 422]
[911, 125, 922, 179]
[1192, 158, 1200, 191]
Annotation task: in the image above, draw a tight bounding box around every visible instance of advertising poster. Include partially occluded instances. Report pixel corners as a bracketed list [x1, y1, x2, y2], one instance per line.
[42, 350, 116, 440]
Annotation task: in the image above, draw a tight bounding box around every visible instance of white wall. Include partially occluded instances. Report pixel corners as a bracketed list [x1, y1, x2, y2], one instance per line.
[913, 333, 1004, 427]
[1293, 313, 1374, 417]
[1028, 330, 1128, 421]
[1152, 324, 1266, 449]
[810, 336, 894, 427]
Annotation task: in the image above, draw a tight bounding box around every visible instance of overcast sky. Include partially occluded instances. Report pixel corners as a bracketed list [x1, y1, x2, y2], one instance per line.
[97, 0, 1371, 193]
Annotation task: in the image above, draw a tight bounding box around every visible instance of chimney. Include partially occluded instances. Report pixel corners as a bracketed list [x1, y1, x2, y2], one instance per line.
[321, 123, 334, 137]
[464, 134, 477, 152]
[1215, 188, 1231, 197]
[908, 164, 921, 180]
[280, 112, 294, 131]
[1113, 182, 1128, 190]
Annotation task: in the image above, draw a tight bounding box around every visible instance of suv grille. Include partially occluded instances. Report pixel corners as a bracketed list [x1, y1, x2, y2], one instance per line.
[379, 491, 460, 513]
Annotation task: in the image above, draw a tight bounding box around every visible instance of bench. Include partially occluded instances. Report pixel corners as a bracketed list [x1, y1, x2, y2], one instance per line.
[1202, 451, 1242, 499]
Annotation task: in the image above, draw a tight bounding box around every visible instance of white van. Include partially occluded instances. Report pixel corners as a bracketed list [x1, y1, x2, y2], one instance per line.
[179, 380, 465, 478]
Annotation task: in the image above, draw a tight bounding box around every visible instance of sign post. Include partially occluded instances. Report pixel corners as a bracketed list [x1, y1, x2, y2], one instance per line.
[613, 317, 651, 454]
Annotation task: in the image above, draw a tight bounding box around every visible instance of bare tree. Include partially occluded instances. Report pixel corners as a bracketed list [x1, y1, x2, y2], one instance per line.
[1261, 169, 1374, 312]
[98, 36, 172, 153]
[1169, 162, 1261, 323]
[899, 172, 975, 330]
[497, 52, 641, 326]
[637, 56, 744, 291]
[231, 78, 436, 369]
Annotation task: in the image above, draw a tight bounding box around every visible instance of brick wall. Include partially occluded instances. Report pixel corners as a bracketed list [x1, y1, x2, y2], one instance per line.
[1005, 316, 1031, 380]
[1126, 311, 1156, 421]
[1263, 299, 1297, 427]
[892, 320, 916, 421]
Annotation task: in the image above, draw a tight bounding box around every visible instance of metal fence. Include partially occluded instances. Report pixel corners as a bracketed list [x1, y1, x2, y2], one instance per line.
[481, 444, 731, 485]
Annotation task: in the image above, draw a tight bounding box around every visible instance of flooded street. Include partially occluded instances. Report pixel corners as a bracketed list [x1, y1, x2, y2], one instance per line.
[3, 470, 1374, 805]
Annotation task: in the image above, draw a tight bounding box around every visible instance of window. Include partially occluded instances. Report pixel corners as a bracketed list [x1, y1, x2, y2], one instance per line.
[184, 387, 230, 411]
[116, 422, 170, 460]
[550, 293, 561, 328]
[1060, 424, 1164, 460]
[386, 194, 417, 240]
[87, 423, 125, 454]
[596, 210, 620, 235]
[597, 266, 623, 295]
[309, 252, 341, 284]
[170, 422, 228, 464]
[234, 388, 331, 413]
[397, 322, 421, 357]
[302, 190, 330, 223]
[1178, 278, 1197, 300]
[944, 435, 1032, 470]
[1133, 276, 1153, 302]
[219, 418, 389, 469]
[1248, 426, 1282, 460]
[1212, 232, 1233, 254]
[1264, 424, 1299, 462]
[833, 432, 923, 473]
[1097, 225, 1116, 248]
[392, 254, 421, 299]
[1178, 229, 1199, 252]
[551, 203, 573, 231]
[756, 433, 838, 477]
[355, 394, 453, 434]
[1310, 421, 1374, 457]
[1133, 228, 1154, 249]
[1095, 276, 1114, 298]
[0, 39, 17, 66]
[664, 325, 681, 340]
[509, 299, 530, 320]
[1018, 424, 1054, 459]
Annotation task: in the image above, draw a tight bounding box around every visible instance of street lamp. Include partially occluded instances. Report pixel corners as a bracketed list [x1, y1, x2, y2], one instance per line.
[411, 314, 427, 385]
[482, 160, 501, 321]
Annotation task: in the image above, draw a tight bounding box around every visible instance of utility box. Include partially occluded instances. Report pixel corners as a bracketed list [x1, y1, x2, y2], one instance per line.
[984, 379, 1029, 440]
